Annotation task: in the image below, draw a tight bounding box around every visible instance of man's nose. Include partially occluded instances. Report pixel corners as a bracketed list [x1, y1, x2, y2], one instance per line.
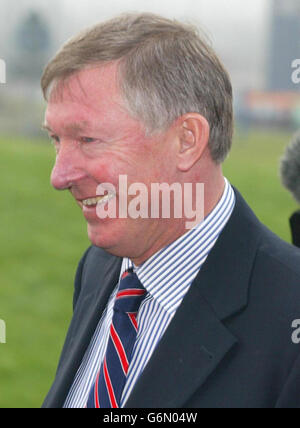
[51, 143, 86, 190]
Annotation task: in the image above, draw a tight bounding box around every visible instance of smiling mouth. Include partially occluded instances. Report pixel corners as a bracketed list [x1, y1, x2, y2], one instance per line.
[81, 193, 116, 207]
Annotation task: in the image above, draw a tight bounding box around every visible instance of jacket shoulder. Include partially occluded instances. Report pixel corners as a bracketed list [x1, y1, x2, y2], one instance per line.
[257, 224, 300, 280]
[251, 224, 300, 318]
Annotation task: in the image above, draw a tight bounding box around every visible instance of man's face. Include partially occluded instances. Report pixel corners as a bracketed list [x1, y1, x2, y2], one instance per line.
[44, 64, 178, 262]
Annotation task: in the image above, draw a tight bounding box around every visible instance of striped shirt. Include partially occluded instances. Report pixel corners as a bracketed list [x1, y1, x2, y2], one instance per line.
[64, 178, 235, 408]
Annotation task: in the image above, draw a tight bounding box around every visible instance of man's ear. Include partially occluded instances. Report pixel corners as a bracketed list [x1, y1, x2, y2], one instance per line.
[176, 114, 210, 172]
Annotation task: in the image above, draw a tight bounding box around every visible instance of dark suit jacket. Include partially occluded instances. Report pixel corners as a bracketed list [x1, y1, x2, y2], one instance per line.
[42, 189, 300, 408]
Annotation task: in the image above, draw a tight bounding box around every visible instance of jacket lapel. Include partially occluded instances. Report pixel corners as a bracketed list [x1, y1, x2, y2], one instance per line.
[125, 282, 238, 408]
[125, 190, 263, 408]
[43, 248, 122, 408]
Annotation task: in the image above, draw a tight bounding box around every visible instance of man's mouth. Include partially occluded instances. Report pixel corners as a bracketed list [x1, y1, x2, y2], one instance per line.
[81, 193, 116, 207]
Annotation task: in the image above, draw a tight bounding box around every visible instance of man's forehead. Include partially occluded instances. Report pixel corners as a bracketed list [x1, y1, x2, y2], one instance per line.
[43, 63, 146, 138]
[44, 63, 134, 132]
[48, 63, 120, 104]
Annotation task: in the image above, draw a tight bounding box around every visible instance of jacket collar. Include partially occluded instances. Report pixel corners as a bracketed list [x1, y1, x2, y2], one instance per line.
[196, 187, 263, 321]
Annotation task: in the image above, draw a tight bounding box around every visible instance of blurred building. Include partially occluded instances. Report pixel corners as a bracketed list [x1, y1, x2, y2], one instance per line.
[267, 0, 300, 92]
[12, 10, 52, 82]
[237, 0, 300, 132]
[0, 0, 59, 137]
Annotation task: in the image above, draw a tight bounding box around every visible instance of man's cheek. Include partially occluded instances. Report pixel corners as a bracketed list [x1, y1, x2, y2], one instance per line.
[91, 159, 117, 184]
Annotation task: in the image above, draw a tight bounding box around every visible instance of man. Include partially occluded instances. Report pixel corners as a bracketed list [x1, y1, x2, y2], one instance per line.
[41, 13, 300, 408]
[280, 131, 300, 248]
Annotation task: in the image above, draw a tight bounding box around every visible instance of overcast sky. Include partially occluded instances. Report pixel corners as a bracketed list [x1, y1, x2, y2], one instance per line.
[60, 0, 270, 27]
[61, 0, 271, 90]
[59, 0, 271, 49]
[5, 0, 270, 41]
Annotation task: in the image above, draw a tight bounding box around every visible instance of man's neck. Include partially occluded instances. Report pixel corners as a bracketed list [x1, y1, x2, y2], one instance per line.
[131, 174, 226, 266]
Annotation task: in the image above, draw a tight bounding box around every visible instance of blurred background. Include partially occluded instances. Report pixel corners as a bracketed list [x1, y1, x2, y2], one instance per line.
[0, 0, 299, 408]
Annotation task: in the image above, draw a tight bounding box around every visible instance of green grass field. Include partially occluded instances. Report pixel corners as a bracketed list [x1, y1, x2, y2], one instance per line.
[0, 130, 298, 408]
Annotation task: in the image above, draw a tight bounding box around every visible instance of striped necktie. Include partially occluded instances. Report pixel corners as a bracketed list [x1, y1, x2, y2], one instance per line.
[87, 268, 146, 408]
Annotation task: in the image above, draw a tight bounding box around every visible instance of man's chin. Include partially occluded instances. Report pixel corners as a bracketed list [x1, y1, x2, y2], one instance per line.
[86, 222, 124, 255]
[87, 225, 112, 248]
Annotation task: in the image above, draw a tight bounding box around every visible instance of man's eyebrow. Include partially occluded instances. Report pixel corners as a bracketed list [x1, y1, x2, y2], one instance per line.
[41, 123, 52, 132]
[41, 121, 91, 134]
[65, 121, 90, 134]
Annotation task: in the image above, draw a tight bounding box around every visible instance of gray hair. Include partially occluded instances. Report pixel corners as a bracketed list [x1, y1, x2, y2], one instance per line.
[41, 13, 233, 164]
[280, 131, 300, 204]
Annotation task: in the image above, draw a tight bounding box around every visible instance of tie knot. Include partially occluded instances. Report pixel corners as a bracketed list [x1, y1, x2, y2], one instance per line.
[114, 269, 146, 314]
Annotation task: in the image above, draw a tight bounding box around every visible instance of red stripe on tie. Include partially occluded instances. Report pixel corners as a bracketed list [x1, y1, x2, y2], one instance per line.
[94, 371, 100, 408]
[103, 357, 119, 408]
[110, 323, 129, 375]
[116, 289, 146, 299]
[128, 312, 138, 332]
[121, 271, 131, 279]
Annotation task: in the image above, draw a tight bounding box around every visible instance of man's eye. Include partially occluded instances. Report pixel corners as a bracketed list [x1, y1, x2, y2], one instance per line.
[81, 137, 96, 143]
[50, 135, 60, 143]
